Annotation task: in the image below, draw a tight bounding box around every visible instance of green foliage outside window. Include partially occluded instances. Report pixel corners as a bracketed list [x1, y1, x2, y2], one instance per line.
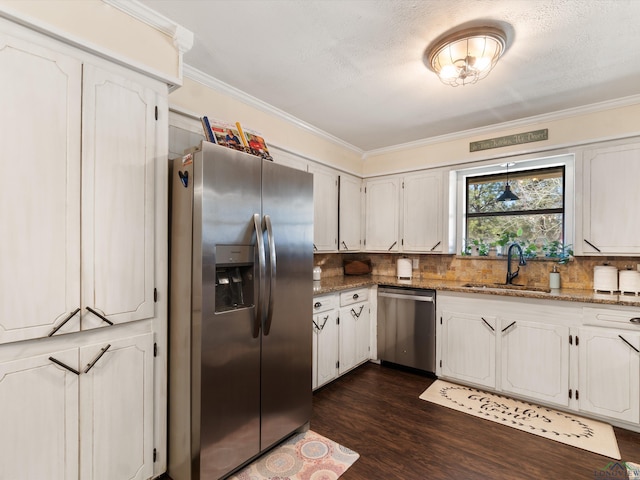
[466, 166, 565, 257]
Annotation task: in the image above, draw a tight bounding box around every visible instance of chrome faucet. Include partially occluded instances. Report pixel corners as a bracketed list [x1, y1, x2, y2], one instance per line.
[506, 242, 527, 284]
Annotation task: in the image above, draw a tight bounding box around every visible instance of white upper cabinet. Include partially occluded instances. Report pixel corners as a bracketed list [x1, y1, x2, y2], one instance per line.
[308, 163, 339, 252]
[402, 170, 444, 253]
[364, 177, 400, 252]
[364, 170, 445, 253]
[0, 34, 83, 343]
[579, 141, 640, 255]
[338, 173, 362, 251]
[81, 64, 157, 330]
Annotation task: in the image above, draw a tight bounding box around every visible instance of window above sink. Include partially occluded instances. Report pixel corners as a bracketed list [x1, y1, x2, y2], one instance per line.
[450, 152, 575, 257]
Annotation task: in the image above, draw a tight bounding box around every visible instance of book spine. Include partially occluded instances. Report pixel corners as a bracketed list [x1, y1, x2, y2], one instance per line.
[235, 121, 249, 148]
[201, 116, 216, 143]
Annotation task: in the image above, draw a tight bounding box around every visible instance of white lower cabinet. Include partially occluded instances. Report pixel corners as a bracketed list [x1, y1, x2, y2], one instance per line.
[440, 310, 496, 389]
[339, 288, 371, 375]
[0, 329, 154, 480]
[312, 287, 371, 388]
[312, 295, 339, 390]
[0, 347, 79, 480]
[501, 319, 570, 406]
[438, 292, 640, 429]
[578, 327, 640, 423]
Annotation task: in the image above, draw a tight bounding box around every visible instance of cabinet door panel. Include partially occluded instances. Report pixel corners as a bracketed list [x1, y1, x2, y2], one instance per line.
[403, 172, 442, 252]
[339, 174, 362, 251]
[578, 328, 640, 423]
[80, 332, 153, 480]
[0, 348, 79, 480]
[441, 311, 496, 388]
[309, 164, 338, 251]
[315, 310, 339, 388]
[501, 320, 569, 406]
[364, 178, 399, 251]
[582, 143, 640, 254]
[82, 65, 156, 327]
[0, 34, 82, 343]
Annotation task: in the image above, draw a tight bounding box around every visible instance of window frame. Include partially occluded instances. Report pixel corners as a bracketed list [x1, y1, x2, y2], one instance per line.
[451, 153, 575, 255]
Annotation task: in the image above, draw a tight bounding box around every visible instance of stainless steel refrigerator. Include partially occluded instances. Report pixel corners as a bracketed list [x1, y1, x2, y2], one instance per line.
[168, 141, 313, 480]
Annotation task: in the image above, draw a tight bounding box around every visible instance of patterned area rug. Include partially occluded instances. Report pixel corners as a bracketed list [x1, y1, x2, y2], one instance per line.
[228, 430, 359, 480]
[420, 380, 621, 459]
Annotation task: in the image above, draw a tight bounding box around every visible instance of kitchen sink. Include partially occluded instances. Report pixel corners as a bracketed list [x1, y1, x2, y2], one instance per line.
[462, 283, 552, 293]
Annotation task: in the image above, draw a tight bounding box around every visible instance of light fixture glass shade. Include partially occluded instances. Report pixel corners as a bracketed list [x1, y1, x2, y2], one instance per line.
[426, 26, 506, 87]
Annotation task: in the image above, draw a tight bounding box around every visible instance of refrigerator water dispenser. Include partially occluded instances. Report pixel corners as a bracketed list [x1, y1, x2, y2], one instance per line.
[215, 245, 254, 312]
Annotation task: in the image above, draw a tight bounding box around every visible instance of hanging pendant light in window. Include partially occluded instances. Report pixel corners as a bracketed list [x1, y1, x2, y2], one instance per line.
[497, 162, 519, 202]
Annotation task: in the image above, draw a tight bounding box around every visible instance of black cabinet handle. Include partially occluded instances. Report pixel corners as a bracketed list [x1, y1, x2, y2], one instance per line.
[481, 317, 495, 332]
[342, 241, 349, 250]
[619, 335, 640, 353]
[86, 307, 113, 326]
[49, 356, 80, 375]
[583, 239, 601, 253]
[314, 302, 322, 309]
[351, 305, 364, 319]
[430, 241, 441, 251]
[353, 293, 359, 300]
[48, 308, 81, 336]
[84, 344, 112, 373]
[502, 321, 517, 333]
[388, 241, 397, 251]
[630, 318, 640, 324]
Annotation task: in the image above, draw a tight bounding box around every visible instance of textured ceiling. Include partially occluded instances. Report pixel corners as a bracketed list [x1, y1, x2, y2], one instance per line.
[138, 0, 640, 152]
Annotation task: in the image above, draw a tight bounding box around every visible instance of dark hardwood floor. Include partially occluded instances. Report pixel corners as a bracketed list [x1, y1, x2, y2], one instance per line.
[311, 362, 640, 480]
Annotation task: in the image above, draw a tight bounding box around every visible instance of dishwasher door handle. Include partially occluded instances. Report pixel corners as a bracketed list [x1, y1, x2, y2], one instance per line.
[378, 292, 434, 302]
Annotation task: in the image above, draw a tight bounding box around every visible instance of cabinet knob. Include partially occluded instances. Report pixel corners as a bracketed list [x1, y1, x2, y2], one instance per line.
[630, 317, 640, 324]
[314, 302, 322, 309]
[353, 293, 359, 300]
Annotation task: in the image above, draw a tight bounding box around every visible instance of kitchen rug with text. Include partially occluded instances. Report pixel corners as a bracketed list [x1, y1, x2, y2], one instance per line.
[228, 430, 359, 480]
[420, 379, 621, 459]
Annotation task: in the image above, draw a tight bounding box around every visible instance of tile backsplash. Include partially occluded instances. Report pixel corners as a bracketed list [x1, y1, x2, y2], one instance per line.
[314, 252, 640, 290]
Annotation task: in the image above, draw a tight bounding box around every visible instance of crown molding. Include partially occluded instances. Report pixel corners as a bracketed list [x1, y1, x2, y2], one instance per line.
[184, 64, 364, 155]
[363, 93, 640, 159]
[102, 0, 193, 53]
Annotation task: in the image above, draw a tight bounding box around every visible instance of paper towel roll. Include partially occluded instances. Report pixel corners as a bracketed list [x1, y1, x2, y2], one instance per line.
[397, 258, 412, 279]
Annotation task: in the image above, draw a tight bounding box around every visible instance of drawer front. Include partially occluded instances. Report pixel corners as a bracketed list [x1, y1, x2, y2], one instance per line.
[583, 306, 640, 330]
[340, 288, 369, 307]
[313, 294, 337, 313]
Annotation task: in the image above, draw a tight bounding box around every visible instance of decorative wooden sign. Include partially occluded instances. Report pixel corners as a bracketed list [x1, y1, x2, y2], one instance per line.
[470, 128, 548, 152]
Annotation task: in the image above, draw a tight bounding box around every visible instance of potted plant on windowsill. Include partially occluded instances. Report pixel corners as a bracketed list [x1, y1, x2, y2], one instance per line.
[542, 240, 573, 264]
[495, 229, 522, 256]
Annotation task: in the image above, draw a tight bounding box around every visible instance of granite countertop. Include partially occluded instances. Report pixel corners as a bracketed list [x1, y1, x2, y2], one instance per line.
[313, 274, 640, 308]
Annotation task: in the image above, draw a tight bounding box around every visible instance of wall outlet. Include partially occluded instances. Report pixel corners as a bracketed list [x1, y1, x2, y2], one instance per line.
[412, 258, 419, 269]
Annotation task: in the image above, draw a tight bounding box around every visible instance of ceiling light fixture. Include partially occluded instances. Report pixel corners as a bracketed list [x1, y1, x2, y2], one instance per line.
[497, 162, 519, 202]
[426, 26, 507, 87]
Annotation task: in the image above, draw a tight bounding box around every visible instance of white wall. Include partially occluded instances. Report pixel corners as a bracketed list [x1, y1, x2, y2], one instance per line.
[169, 77, 364, 175]
[362, 100, 640, 177]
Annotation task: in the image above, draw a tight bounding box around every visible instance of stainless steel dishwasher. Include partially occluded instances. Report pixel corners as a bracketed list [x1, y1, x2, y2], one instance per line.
[377, 286, 436, 373]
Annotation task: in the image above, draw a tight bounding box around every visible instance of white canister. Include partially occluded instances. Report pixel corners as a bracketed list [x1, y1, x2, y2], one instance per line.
[593, 265, 618, 293]
[313, 266, 322, 281]
[619, 269, 640, 295]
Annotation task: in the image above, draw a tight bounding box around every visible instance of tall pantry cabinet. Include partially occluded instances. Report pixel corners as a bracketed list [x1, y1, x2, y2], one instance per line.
[0, 18, 168, 480]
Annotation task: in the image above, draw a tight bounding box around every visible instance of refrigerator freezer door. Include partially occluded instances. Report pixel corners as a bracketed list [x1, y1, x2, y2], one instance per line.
[196, 143, 263, 479]
[260, 160, 314, 450]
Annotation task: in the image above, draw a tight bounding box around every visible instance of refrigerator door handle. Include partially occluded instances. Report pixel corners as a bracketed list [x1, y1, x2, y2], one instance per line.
[253, 213, 266, 338]
[263, 214, 276, 335]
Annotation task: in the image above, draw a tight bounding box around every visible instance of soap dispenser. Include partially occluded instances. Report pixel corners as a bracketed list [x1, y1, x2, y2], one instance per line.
[550, 265, 560, 289]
